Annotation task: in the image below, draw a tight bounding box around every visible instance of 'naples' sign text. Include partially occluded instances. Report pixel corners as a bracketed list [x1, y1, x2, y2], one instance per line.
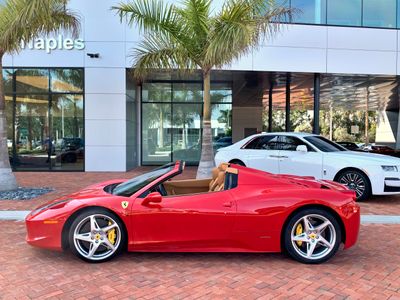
[21, 35, 85, 54]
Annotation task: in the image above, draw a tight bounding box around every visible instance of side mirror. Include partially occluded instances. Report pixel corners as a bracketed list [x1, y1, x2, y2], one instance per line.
[142, 192, 162, 206]
[296, 145, 308, 153]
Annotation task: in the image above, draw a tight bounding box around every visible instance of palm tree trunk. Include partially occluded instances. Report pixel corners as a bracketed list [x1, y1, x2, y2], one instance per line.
[196, 71, 215, 179]
[0, 54, 18, 191]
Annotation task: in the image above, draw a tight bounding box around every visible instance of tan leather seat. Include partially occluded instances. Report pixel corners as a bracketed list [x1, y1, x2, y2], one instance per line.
[209, 171, 225, 192]
[218, 162, 229, 172]
[209, 167, 220, 190]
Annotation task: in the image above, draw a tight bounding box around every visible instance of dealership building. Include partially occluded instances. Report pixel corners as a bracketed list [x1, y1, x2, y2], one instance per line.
[3, 0, 400, 172]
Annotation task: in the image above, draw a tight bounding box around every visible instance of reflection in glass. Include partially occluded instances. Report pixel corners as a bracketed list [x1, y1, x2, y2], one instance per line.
[14, 95, 50, 170]
[212, 104, 232, 149]
[51, 69, 84, 93]
[16, 69, 49, 94]
[363, 0, 396, 28]
[3, 68, 13, 94]
[327, 0, 362, 26]
[172, 104, 202, 164]
[211, 83, 232, 103]
[142, 103, 172, 164]
[5, 95, 13, 163]
[142, 82, 171, 102]
[290, 74, 314, 133]
[291, 0, 326, 24]
[51, 95, 84, 170]
[270, 75, 287, 132]
[173, 83, 202, 102]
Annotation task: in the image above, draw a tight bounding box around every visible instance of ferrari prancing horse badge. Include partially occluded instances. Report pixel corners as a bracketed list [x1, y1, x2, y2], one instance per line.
[121, 201, 129, 209]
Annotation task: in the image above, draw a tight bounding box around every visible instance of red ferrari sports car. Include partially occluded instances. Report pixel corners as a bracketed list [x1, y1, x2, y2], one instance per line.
[26, 161, 360, 264]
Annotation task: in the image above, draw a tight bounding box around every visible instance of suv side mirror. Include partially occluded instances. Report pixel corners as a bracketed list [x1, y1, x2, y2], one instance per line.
[296, 145, 308, 153]
[142, 192, 162, 206]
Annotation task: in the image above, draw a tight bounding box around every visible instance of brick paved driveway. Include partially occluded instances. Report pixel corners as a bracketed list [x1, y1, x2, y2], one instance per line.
[1, 221, 399, 299]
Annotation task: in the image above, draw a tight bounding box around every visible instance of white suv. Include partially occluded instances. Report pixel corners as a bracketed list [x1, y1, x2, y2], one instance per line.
[215, 132, 400, 201]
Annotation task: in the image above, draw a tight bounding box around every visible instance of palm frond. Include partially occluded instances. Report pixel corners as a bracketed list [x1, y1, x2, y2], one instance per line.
[205, 0, 293, 68]
[176, 0, 211, 43]
[0, 0, 80, 54]
[131, 32, 197, 80]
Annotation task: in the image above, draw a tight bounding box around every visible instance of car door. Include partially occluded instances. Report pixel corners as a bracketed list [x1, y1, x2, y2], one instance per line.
[278, 135, 323, 178]
[131, 189, 236, 250]
[243, 135, 280, 174]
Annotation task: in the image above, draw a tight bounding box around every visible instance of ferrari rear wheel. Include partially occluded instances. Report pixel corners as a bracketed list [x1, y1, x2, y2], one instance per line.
[284, 208, 341, 264]
[68, 209, 126, 263]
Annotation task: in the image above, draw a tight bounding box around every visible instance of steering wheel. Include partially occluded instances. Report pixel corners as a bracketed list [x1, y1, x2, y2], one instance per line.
[155, 184, 167, 196]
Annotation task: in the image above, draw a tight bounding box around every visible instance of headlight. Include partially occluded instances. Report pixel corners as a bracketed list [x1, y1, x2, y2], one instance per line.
[381, 165, 398, 172]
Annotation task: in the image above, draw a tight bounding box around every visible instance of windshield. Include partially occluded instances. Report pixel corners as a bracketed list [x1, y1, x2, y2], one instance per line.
[112, 163, 175, 197]
[304, 136, 347, 152]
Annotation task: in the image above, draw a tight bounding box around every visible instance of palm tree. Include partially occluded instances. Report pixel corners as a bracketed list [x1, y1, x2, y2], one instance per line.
[0, 0, 80, 191]
[113, 0, 292, 178]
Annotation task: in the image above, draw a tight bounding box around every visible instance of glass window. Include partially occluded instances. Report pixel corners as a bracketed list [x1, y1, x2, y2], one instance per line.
[15, 69, 49, 94]
[245, 135, 280, 150]
[327, 0, 362, 26]
[304, 136, 347, 152]
[50, 69, 84, 93]
[171, 103, 202, 163]
[290, 74, 314, 133]
[280, 136, 314, 151]
[172, 83, 202, 102]
[4, 68, 84, 171]
[142, 103, 172, 164]
[363, 0, 396, 28]
[291, 0, 327, 24]
[2, 68, 13, 94]
[212, 103, 232, 148]
[142, 83, 171, 102]
[51, 94, 84, 171]
[211, 83, 232, 103]
[14, 94, 50, 170]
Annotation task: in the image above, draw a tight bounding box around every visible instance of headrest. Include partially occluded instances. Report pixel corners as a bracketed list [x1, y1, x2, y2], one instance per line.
[226, 167, 238, 174]
[216, 172, 225, 184]
[211, 167, 219, 179]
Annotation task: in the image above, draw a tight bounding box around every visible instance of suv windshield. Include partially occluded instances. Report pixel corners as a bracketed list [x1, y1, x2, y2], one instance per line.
[304, 136, 347, 152]
[112, 163, 175, 197]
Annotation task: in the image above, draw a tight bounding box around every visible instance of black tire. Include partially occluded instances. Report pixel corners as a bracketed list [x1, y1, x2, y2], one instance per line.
[68, 208, 126, 263]
[229, 159, 246, 166]
[283, 208, 342, 264]
[335, 169, 371, 201]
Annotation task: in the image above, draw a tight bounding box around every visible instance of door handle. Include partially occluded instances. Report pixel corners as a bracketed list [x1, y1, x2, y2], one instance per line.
[269, 155, 280, 158]
[279, 156, 288, 159]
[223, 201, 233, 208]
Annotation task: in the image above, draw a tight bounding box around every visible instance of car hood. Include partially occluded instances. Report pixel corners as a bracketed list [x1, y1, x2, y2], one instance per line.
[325, 151, 400, 164]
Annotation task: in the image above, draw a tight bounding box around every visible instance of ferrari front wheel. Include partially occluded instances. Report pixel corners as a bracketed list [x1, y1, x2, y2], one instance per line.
[68, 209, 126, 263]
[284, 209, 341, 264]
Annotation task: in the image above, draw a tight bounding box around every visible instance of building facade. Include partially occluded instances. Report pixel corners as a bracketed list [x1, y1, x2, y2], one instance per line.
[3, 0, 400, 171]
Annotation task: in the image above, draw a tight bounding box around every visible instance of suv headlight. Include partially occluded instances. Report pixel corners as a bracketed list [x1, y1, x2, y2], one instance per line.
[381, 165, 398, 172]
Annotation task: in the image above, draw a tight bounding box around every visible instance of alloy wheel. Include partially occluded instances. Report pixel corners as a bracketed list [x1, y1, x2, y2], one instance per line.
[73, 214, 121, 261]
[338, 172, 366, 199]
[290, 214, 336, 261]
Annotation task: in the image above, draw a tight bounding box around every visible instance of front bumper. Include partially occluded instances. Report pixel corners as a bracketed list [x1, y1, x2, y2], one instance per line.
[25, 212, 65, 251]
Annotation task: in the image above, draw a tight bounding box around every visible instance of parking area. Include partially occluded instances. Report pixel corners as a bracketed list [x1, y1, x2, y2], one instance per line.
[1, 167, 400, 299]
[1, 221, 399, 299]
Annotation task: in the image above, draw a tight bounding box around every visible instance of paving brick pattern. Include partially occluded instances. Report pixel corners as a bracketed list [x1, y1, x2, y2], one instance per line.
[1, 222, 399, 299]
[0, 167, 399, 215]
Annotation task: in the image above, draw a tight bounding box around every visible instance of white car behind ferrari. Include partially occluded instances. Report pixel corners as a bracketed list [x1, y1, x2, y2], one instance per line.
[215, 132, 400, 201]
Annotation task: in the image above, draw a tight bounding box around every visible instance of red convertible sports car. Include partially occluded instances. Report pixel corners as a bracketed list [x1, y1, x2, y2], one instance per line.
[26, 161, 360, 264]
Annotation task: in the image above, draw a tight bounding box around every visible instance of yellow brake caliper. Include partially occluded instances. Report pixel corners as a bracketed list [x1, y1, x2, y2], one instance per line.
[107, 221, 116, 245]
[296, 223, 303, 247]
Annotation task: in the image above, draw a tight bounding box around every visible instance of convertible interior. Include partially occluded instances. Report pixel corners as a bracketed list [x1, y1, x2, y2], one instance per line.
[154, 163, 239, 197]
